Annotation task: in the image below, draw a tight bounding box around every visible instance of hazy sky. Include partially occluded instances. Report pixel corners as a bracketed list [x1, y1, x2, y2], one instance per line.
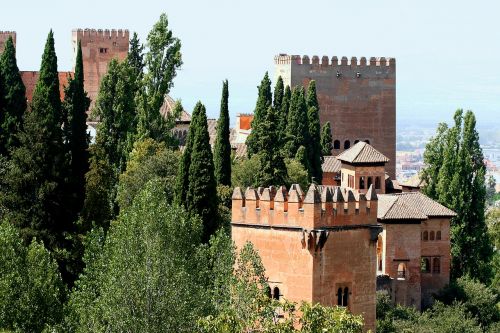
[2, 0, 499, 127]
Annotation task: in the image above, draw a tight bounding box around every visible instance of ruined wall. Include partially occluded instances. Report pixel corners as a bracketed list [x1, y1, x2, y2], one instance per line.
[420, 217, 451, 308]
[231, 184, 379, 331]
[382, 223, 422, 310]
[275, 55, 396, 178]
[72, 29, 129, 107]
[0, 31, 16, 53]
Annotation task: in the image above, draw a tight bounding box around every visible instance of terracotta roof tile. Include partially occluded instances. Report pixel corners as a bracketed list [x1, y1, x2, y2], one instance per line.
[401, 173, 425, 188]
[336, 142, 389, 164]
[159, 95, 191, 122]
[378, 192, 456, 221]
[322, 156, 341, 173]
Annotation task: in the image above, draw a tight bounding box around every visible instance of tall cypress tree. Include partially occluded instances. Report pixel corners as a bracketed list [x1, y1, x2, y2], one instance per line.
[1, 31, 67, 248]
[127, 32, 144, 83]
[246, 72, 272, 156]
[283, 87, 309, 160]
[213, 80, 231, 186]
[0, 36, 29, 148]
[295, 145, 311, 181]
[186, 102, 218, 242]
[320, 121, 333, 156]
[63, 41, 91, 213]
[278, 85, 291, 141]
[421, 123, 448, 199]
[273, 76, 284, 115]
[306, 81, 322, 183]
[257, 106, 288, 187]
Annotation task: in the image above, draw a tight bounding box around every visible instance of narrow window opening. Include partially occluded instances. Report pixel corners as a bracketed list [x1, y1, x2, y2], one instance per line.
[344, 140, 351, 149]
[436, 231, 441, 240]
[433, 258, 441, 274]
[337, 288, 343, 306]
[367, 177, 373, 188]
[273, 287, 280, 300]
[421, 257, 430, 273]
[334, 140, 340, 149]
[430, 231, 435, 241]
[397, 263, 407, 279]
[423, 231, 428, 241]
[365, 139, 370, 144]
[375, 176, 381, 189]
[360, 176, 365, 189]
[343, 287, 349, 306]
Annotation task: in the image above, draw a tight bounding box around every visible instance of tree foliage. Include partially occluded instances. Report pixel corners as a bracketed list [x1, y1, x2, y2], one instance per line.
[306, 81, 322, 182]
[246, 72, 272, 156]
[283, 86, 309, 160]
[214, 80, 231, 186]
[321, 121, 333, 156]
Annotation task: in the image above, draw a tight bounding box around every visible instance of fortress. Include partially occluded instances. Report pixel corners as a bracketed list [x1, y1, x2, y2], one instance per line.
[0, 29, 129, 107]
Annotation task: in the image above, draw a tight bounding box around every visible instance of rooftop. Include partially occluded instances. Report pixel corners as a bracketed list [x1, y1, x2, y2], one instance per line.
[336, 142, 389, 164]
[378, 192, 456, 221]
[322, 156, 341, 173]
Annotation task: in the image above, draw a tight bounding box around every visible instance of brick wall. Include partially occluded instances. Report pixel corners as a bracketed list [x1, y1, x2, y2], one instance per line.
[0, 31, 16, 53]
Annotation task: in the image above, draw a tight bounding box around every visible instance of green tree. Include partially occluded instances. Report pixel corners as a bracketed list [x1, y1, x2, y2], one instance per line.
[117, 138, 179, 210]
[127, 32, 144, 84]
[63, 41, 91, 214]
[186, 102, 218, 242]
[422, 110, 493, 282]
[0, 36, 26, 155]
[0, 31, 69, 249]
[320, 121, 333, 156]
[214, 80, 231, 186]
[246, 72, 272, 156]
[295, 145, 311, 181]
[256, 106, 288, 187]
[278, 85, 291, 141]
[136, 13, 182, 144]
[306, 81, 322, 183]
[231, 154, 261, 189]
[283, 86, 309, 160]
[0, 222, 65, 332]
[273, 76, 284, 115]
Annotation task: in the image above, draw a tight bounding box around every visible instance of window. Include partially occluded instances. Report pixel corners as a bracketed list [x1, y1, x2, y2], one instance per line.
[430, 231, 435, 241]
[273, 287, 280, 300]
[354, 139, 360, 144]
[337, 286, 350, 307]
[365, 140, 370, 144]
[344, 140, 350, 149]
[397, 263, 407, 279]
[422, 231, 428, 241]
[377, 235, 383, 272]
[433, 258, 441, 274]
[360, 176, 365, 189]
[436, 231, 441, 240]
[112, 41, 117, 46]
[334, 140, 340, 150]
[266, 286, 272, 298]
[421, 257, 430, 273]
[375, 176, 381, 189]
[99, 47, 108, 53]
[367, 177, 373, 188]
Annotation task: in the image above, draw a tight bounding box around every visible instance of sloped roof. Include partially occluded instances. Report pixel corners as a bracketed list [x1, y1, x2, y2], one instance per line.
[378, 192, 456, 221]
[401, 173, 425, 188]
[159, 95, 192, 122]
[336, 142, 389, 164]
[322, 156, 341, 173]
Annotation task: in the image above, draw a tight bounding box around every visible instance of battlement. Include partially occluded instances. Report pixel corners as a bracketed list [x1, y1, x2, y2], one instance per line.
[72, 28, 129, 39]
[232, 184, 379, 230]
[274, 54, 395, 67]
[0, 31, 16, 51]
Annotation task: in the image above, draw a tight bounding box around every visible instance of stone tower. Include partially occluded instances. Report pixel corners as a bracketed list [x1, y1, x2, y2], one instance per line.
[72, 29, 129, 106]
[0, 31, 16, 53]
[231, 183, 381, 331]
[275, 54, 396, 178]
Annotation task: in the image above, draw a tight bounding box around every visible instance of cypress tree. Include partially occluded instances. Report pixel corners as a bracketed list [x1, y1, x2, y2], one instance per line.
[273, 76, 284, 115]
[306, 81, 322, 183]
[283, 87, 309, 160]
[295, 145, 311, 182]
[278, 85, 291, 140]
[421, 123, 448, 199]
[63, 41, 91, 213]
[320, 121, 333, 156]
[246, 72, 272, 156]
[0, 36, 26, 155]
[175, 102, 202, 207]
[213, 80, 231, 186]
[1, 31, 67, 248]
[127, 32, 144, 83]
[257, 106, 288, 187]
[186, 102, 218, 242]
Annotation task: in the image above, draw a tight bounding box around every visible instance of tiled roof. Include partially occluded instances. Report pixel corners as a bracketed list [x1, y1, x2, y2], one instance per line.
[336, 142, 389, 164]
[401, 173, 425, 188]
[159, 95, 192, 122]
[231, 143, 247, 158]
[378, 192, 456, 221]
[322, 156, 341, 173]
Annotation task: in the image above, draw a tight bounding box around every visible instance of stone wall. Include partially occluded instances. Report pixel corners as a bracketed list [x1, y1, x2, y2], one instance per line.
[275, 55, 396, 178]
[0, 31, 16, 53]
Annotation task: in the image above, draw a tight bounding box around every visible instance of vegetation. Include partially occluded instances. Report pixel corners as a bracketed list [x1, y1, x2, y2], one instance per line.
[214, 80, 231, 186]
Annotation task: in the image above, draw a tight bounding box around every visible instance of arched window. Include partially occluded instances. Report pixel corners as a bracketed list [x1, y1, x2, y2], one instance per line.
[343, 287, 349, 306]
[430, 231, 435, 241]
[422, 231, 428, 241]
[375, 176, 381, 189]
[266, 286, 272, 298]
[436, 231, 441, 240]
[360, 176, 365, 189]
[433, 258, 441, 274]
[344, 140, 350, 149]
[365, 140, 370, 144]
[421, 257, 430, 273]
[397, 263, 407, 279]
[273, 287, 280, 300]
[337, 288, 343, 306]
[334, 140, 340, 149]
[367, 177, 373, 188]
[354, 139, 360, 144]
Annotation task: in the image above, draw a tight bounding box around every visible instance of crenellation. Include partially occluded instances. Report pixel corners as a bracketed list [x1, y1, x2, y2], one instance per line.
[312, 55, 320, 65]
[321, 55, 329, 66]
[302, 55, 310, 65]
[341, 56, 348, 66]
[276, 54, 395, 68]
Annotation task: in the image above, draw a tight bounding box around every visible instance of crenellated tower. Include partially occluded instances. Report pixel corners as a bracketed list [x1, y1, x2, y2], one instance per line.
[275, 54, 396, 178]
[0, 31, 16, 53]
[231, 183, 381, 332]
[72, 28, 129, 108]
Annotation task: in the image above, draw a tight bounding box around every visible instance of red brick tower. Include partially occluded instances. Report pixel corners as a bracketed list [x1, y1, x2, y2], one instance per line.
[0, 31, 16, 53]
[275, 54, 396, 178]
[72, 29, 129, 108]
[231, 184, 381, 331]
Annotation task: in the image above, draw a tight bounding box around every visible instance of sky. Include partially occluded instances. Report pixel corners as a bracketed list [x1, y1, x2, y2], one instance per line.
[2, 0, 499, 128]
